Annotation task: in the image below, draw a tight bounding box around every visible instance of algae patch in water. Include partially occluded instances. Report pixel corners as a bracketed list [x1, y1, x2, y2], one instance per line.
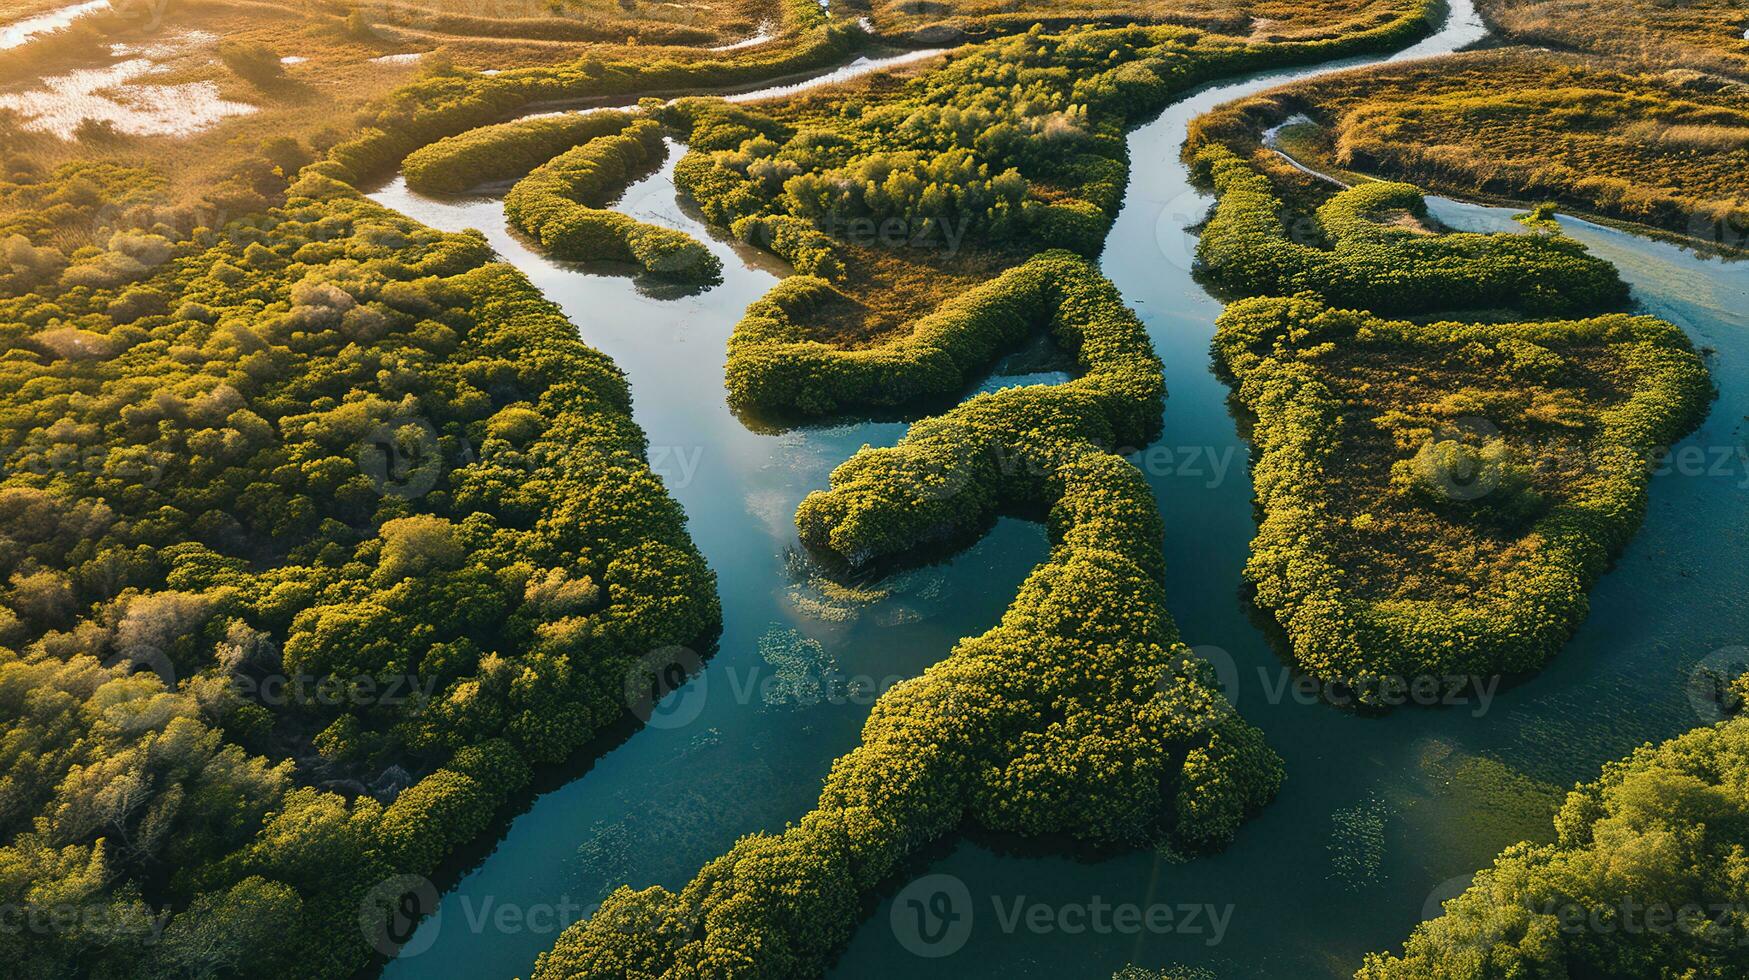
[1328, 795, 1391, 890]
[783, 547, 948, 625]
[1400, 738, 1565, 879]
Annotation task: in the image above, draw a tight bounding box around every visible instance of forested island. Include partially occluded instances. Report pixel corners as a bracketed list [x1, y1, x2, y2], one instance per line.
[0, 0, 1744, 977]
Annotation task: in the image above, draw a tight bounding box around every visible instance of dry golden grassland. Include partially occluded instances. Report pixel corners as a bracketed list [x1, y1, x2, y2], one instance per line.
[1479, 0, 1749, 80]
[0, 0, 1437, 230]
[1189, 47, 1749, 250]
[0, 0, 810, 216]
[0, 0, 87, 20]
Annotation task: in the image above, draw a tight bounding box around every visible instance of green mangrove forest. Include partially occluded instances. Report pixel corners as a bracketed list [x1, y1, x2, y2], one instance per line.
[0, 0, 1744, 977]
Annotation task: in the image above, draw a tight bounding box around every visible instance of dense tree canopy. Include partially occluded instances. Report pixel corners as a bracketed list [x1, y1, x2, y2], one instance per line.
[0, 163, 717, 977]
[528, 6, 1476, 978]
[503, 116, 722, 282]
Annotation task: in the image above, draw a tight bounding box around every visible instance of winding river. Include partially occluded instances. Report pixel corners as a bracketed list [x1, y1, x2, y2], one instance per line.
[368, 3, 1749, 975]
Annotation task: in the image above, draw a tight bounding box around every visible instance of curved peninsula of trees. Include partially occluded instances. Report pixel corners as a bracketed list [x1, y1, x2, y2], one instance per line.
[11, 0, 1737, 975]
[1186, 48, 1749, 254]
[1184, 63, 1716, 699]
[402, 110, 647, 197]
[526, 4, 1469, 975]
[1191, 145, 1630, 315]
[504, 117, 722, 282]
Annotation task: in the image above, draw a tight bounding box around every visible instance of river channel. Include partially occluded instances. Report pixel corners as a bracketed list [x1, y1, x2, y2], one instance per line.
[369, 4, 1749, 974]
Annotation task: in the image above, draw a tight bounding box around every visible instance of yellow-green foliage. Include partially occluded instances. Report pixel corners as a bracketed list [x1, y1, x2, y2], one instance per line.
[788, 252, 1164, 565]
[402, 109, 644, 195]
[1192, 145, 1630, 315]
[0, 169, 717, 978]
[534, 252, 1278, 975]
[0, 161, 169, 250]
[730, 213, 844, 279]
[671, 5, 1445, 271]
[503, 117, 722, 282]
[0, 4, 1486, 978]
[1214, 295, 1710, 693]
[524, 10, 1488, 976]
[1359, 719, 1749, 978]
[861, 0, 1424, 40]
[323, 0, 789, 49]
[726, 250, 1152, 420]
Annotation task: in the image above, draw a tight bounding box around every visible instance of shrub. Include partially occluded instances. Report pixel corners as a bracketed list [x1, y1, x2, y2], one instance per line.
[319, 24, 867, 185]
[535, 259, 1278, 977]
[668, 9, 1446, 272]
[218, 40, 285, 87]
[1193, 146, 1629, 315]
[727, 250, 1158, 427]
[504, 118, 721, 283]
[0, 174, 719, 979]
[403, 110, 641, 196]
[731, 214, 842, 279]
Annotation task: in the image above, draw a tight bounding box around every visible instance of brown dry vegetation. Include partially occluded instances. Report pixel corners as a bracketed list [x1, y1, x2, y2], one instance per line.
[0, 5, 426, 214]
[0, 0, 1438, 234]
[1189, 47, 1749, 250]
[1478, 0, 1749, 80]
[714, 0, 1438, 341]
[723, 61, 1033, 343]
[0, 0, 85, 21]
[1309, 339, 1630, 604]
[0, 0, 817, 217]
